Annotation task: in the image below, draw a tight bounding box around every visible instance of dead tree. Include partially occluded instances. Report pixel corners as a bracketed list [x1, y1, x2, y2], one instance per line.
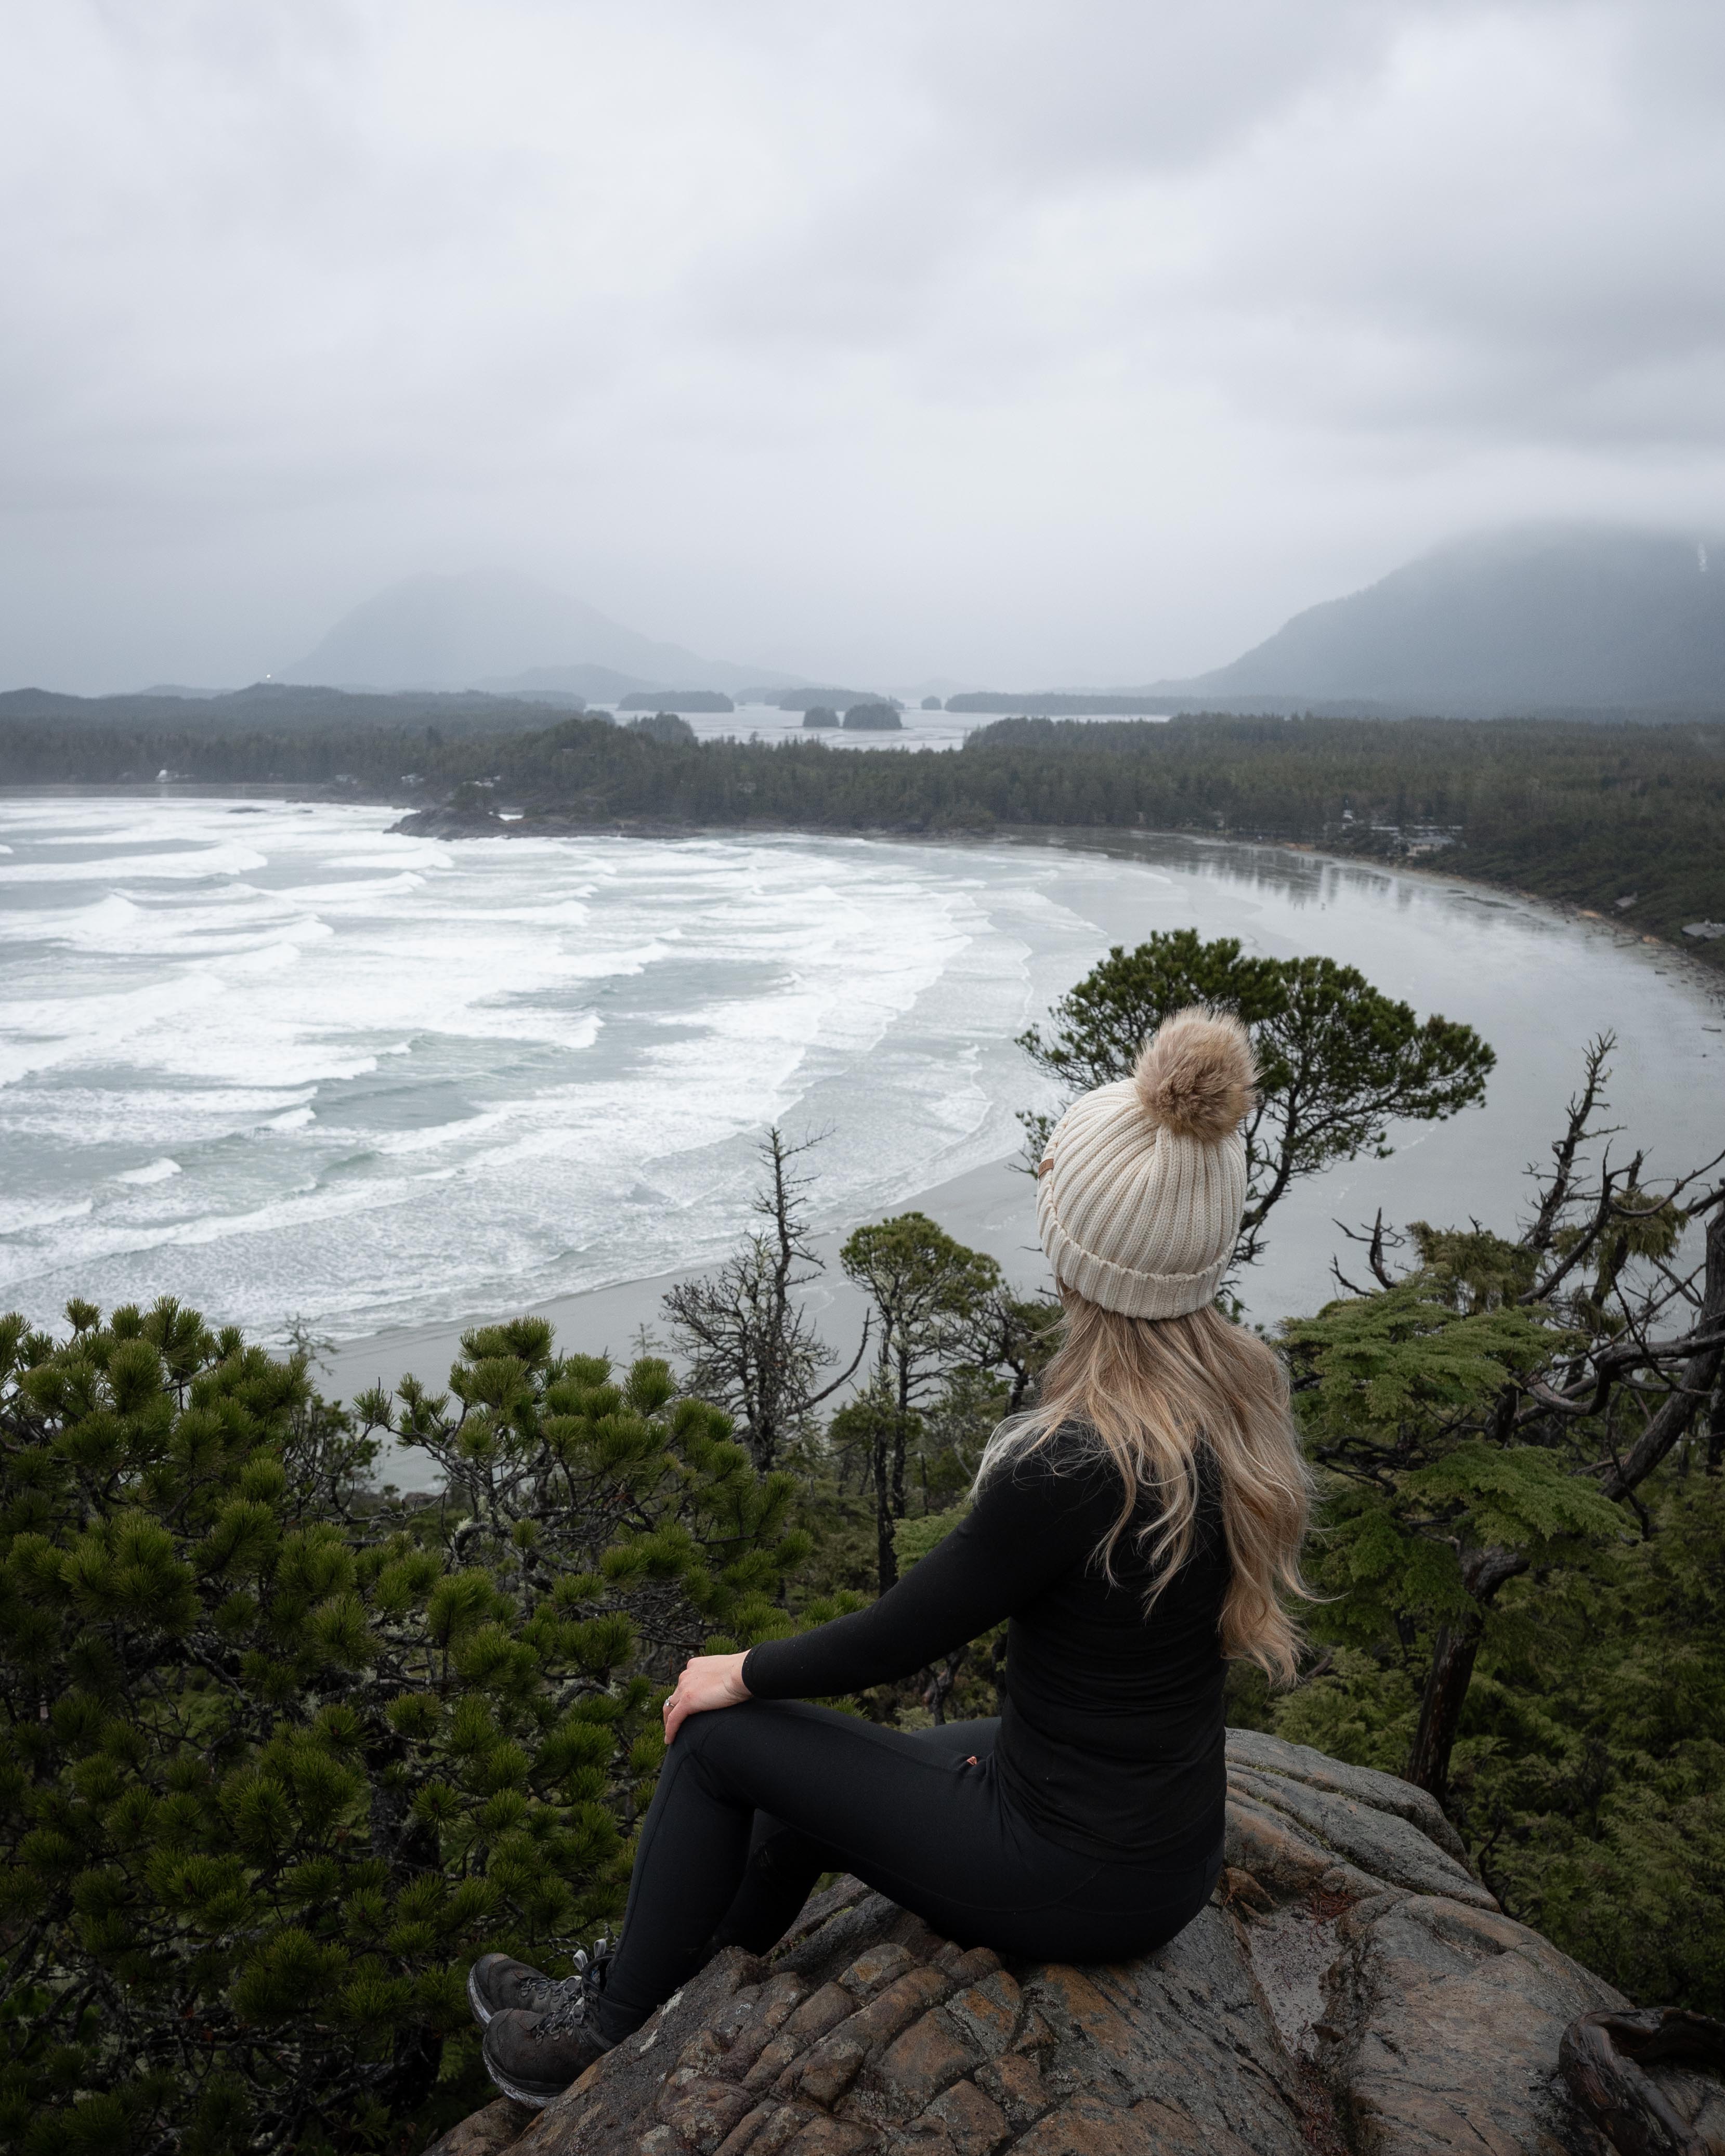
[662, 1129, 868, 1472]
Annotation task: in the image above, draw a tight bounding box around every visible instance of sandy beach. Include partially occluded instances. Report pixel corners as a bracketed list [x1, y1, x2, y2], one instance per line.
[8, 804, 1719, 1501]
[322, 1151, 1047, 1488]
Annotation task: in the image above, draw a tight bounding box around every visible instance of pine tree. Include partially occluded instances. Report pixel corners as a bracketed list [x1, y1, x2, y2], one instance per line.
[1279, 1037, 1724, 1807]
[0, 1301, 810, 2155]
[838, 1217, 1004, 1590]
[1015, 929, 1494, 1264]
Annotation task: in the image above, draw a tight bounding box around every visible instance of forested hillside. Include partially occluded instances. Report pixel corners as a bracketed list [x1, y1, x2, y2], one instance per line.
[1151, 526, 1725, 712]
[3, 707, 1722, 965]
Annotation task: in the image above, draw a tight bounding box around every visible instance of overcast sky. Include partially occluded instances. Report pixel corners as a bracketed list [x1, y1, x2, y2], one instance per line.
[5, 1, 1725, 692]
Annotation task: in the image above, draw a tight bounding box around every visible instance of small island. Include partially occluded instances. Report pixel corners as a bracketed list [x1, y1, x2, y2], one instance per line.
[802, 705, 840, 728]
[843, 701, 904, 730]
[772, 687, 875, 711]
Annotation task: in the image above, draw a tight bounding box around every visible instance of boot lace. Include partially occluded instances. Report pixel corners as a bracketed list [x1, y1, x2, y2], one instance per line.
[538, 1937, 616, 2040]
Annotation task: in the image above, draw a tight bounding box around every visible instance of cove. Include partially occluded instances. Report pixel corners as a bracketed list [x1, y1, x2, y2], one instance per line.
[0, 795, 1719, 1375]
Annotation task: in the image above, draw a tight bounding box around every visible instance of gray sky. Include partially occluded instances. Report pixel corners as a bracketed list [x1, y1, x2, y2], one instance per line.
[5, 1, 1725, 693]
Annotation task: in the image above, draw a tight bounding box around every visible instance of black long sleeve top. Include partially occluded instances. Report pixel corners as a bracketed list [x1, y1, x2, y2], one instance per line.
[741, 1431, 1231, 1863]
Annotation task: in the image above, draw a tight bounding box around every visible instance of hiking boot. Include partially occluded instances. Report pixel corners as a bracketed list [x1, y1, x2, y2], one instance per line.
[466, 1953, 565, 2029]
[479, 1939, 620, 2107]
[467, 1938, 612, 2031]
[481, 2004, 613, 2107]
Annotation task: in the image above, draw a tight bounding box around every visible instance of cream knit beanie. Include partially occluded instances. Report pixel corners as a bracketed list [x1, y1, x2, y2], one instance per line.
[1036, 1006, 1256, 1319]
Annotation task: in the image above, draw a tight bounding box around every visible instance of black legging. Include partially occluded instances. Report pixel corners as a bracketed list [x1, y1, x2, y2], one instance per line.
[597, 1701, 1222, 2039]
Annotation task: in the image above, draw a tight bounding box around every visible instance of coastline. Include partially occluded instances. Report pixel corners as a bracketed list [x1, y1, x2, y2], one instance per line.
[6, 780, 1718, 986]
[982, 824, 1725, 999]
[323, 1151, 1047, 1491]
[7, 795, 1718, 1495]
[386, 798, 1725, 990]
[265, 816, 1713, 1489]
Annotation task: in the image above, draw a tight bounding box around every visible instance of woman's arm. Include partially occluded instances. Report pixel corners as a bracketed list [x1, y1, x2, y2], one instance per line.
[660, 1445, 1114, 1740]
[739, 1446, 1112, 1702]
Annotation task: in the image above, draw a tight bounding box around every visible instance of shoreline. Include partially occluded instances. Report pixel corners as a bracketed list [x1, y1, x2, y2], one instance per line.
[323, 1152, 1047, 1492]
[318, 825, 1720, 1493]
[984, 824, 1725, 999]
[5, 780, 1719, 986]
[8, 796, 1718, 1492]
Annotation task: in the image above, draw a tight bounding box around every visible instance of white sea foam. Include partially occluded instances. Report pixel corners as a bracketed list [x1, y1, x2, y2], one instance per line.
[0, 844, 271, 882]
[2, 795, 1719, 1343]
[115, 1158, 181, 1185]
[0, 1195, 94, 1234]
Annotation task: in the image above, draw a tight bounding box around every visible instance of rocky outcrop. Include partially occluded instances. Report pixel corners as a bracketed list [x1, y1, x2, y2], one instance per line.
[429, 1732, 1722, 2156]
[1560, 2010, 1725, 2156]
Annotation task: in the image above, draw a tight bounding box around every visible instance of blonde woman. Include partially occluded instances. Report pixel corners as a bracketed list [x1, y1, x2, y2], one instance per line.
[476, 1009, 1312, 2107]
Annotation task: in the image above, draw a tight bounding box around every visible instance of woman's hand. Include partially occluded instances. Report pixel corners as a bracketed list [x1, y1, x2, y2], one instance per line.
[662, 1651, 751, 1747]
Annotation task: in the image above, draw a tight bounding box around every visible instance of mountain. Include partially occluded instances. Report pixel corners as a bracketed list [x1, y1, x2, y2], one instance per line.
[1149, 526, 1725, 715]
[474, 661, 663, 702]
[280, 571, 799, 696]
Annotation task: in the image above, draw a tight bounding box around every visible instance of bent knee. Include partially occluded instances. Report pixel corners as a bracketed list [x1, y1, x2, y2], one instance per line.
[672, 1698, 767, 1759]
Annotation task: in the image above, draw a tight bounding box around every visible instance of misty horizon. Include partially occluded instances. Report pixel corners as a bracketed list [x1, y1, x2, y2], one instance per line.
[18, 519, 1725, 721]
[7, 5, 1725, 694]
[29, 516, 1725, 705]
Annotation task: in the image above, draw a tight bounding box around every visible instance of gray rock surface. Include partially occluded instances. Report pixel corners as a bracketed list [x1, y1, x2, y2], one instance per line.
[426, 1730, 1711, 2155]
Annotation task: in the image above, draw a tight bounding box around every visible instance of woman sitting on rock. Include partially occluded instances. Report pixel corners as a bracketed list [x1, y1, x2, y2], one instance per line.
[473, 1008, 1313, 2107]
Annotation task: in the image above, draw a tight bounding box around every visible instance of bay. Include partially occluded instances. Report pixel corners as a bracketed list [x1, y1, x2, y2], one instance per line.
[1, 793, 1719, 1374]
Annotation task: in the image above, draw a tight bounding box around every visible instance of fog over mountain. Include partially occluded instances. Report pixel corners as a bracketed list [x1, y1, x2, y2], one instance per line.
[1146, 527, 1725, 715]
[9, 7, 1725, 693]
[269, 528, 1725, 716]
[281, 572, 795, 697]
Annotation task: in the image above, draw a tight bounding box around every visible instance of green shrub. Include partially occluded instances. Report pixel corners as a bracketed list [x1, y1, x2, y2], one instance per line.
[1274, 1468, 1725, 2015]
[0, 1301, 808, 2155]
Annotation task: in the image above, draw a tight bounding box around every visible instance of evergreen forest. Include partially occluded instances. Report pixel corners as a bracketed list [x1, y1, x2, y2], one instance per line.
[2, 706, 1720, 968]
[2, 933, 1721, 2156]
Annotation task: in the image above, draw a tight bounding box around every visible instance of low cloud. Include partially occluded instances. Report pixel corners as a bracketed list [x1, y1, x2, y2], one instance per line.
[2, 0, 1722, 690]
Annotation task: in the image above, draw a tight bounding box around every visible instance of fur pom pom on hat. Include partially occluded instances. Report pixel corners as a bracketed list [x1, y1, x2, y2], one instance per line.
[1037, 1007, 1256, 1319]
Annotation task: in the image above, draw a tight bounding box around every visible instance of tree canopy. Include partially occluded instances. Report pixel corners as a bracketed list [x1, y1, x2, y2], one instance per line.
[0, 1303, 813, 2155]
[1279, 1038, 1723, 1805]
[838, 1214, 1005, 1590]
[1017, 929, 1495, 1264]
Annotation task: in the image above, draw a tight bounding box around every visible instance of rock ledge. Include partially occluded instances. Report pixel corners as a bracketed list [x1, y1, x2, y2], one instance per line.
[430, 1731, 1722, 2156]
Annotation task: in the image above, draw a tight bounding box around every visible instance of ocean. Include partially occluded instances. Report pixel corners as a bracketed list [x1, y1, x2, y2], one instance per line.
[1, 792, 1719, 1351]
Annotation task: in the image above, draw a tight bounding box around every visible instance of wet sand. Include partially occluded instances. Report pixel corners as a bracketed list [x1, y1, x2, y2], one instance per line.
[322, 1151, 1047, 1489]
[314, 824, 1725, 1490]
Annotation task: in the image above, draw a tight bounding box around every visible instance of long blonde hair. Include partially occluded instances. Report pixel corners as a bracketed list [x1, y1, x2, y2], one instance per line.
[978, 1292, 1312, 1682]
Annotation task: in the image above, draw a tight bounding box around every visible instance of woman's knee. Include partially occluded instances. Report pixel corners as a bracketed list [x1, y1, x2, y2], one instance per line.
[667, 1698, 783, 1785]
